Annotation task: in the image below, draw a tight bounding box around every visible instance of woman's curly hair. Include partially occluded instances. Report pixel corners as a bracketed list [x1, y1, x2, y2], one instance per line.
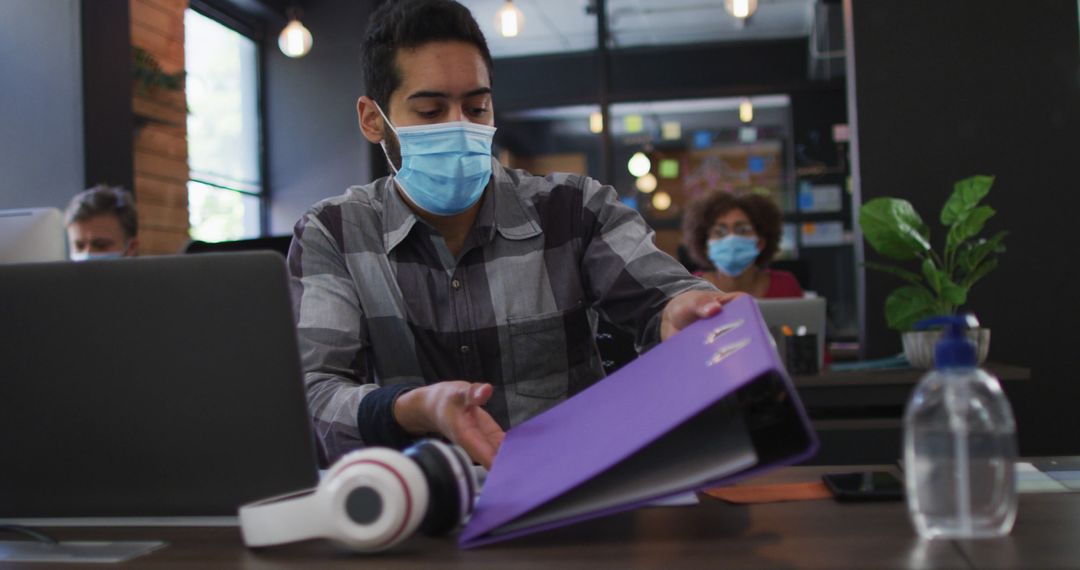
[681, 191, 783, 270]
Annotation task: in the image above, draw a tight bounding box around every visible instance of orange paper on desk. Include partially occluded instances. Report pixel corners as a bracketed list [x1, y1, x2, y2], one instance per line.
[704, 481, 832, 504]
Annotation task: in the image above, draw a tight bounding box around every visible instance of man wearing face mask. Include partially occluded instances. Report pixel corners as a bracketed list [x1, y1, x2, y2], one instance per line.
[65, 185, 139, 261]
[288, 0, 737, 470]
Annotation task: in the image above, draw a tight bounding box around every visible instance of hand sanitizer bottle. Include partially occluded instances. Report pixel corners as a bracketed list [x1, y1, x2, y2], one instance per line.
[903, 315, 1017, 539]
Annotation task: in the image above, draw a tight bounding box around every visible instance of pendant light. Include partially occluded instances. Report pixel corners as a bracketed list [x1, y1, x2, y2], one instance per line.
[652, 191, 672, 211]
[635, 173, 658, 194]
[723, 0, 758, 26]
[279, 7, 313, 58]
[496, 0, 524, 38]
[627, 152, 651, 177]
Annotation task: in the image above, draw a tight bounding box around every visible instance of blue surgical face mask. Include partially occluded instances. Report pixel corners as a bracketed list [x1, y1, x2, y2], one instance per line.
[707, 235, 760, 276]
[376, 104, 496, 216]
[71, 250, 126, 262]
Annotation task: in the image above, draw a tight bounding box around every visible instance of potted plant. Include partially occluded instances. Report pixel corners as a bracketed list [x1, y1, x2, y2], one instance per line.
[858, 175, 1006, 367]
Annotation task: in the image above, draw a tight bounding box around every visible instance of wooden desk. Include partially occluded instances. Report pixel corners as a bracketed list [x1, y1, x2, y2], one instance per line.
[793, 364, 1031, 464]
[16, 464, 1076, 569]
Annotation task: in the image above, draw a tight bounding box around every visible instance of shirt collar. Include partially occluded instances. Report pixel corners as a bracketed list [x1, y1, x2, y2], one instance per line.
[380, 159, 542, 253]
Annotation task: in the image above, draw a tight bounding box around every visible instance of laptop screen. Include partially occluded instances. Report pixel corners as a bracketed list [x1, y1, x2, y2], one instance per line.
[0, 253, 319, 520]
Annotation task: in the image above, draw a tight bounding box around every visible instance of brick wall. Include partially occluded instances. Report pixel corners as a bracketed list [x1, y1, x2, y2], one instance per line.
[130, 0, 190, 254]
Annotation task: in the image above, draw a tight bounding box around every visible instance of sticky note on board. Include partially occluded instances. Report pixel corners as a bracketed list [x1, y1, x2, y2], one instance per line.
[661, 121, 681, 140]
[659, 159, 679, 178]
[693, 131, 712, 149]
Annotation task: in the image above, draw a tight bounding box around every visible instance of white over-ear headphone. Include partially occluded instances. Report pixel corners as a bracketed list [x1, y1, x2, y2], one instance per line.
[239, 439, 478, 552]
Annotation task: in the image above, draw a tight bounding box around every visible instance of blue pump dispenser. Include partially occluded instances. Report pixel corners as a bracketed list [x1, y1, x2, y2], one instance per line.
[914, 314, 979, 368]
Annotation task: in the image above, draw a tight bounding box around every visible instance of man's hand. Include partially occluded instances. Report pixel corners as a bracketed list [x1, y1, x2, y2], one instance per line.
[660, 290, 745, 341]
[393, 381, 505, 469]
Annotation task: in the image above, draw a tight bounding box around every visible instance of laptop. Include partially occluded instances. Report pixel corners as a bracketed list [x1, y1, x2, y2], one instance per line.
[756, 297, 827, 372]
[0, 208, 66, 264]
[0, 252, 319, 524]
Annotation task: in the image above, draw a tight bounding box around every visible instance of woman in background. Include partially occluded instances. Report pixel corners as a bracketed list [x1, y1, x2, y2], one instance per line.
[682, 191, 803, 299]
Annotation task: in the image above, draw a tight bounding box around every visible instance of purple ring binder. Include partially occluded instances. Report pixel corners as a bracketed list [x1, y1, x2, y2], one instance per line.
[460, 295, 819, 547]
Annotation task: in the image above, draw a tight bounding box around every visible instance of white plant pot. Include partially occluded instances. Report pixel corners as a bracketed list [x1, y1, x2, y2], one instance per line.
[902, 328, 991, 369]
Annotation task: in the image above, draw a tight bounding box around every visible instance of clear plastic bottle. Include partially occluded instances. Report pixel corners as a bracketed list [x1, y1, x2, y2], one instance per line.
[903, 315, 1017, 540]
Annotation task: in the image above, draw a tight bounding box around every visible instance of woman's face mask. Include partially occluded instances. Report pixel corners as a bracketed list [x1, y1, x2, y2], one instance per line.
[376, 103, 497, 216]
[707, 235, 760, 276]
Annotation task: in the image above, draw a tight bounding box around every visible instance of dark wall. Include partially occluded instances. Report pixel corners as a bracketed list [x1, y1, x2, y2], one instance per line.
[263, 0, 379, 234]
[791, 85, 847, 171]
[494, 39, 825, 111]
[849, 0, 1080, 454]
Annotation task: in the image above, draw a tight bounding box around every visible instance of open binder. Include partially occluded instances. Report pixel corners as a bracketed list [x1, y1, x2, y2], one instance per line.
[460, 295, 818, 548]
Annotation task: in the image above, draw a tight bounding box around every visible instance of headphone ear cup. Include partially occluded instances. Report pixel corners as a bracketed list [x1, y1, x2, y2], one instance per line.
[321, 449, 429, 551]
[405, 439, 477, 536]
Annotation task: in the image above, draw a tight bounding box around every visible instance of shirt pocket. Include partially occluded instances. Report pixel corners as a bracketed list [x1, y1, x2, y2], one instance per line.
[507, 301, 591, 399]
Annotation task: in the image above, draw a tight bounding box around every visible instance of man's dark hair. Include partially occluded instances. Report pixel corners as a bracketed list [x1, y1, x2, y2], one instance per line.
[361, 0, 494, 113]
[64, 184, 138, 239]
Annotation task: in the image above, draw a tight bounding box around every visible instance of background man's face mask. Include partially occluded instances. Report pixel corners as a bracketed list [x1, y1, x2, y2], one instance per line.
[71, 245, 129, 262]
[707, 235, 760, 276]
[376, 104, 497, 216]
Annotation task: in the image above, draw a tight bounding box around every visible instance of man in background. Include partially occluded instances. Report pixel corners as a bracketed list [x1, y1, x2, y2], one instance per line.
[65, 185, 138, 260]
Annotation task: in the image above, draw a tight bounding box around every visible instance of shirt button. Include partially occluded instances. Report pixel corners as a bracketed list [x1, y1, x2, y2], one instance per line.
[451, 279, 462, 290]
[460, 345, 471, 354]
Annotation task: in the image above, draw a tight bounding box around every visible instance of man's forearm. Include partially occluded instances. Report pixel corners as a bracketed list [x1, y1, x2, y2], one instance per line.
[392, 385, 437, 435]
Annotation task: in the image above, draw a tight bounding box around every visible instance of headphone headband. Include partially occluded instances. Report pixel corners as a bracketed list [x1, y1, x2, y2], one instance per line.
[239, 488, 324, 547]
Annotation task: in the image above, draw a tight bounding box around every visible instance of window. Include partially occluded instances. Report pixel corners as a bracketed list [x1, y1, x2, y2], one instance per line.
[184, 8, 262, 242]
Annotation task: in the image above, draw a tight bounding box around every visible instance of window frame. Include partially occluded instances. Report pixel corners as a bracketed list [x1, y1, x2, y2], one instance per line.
[186, 0, 270, 239]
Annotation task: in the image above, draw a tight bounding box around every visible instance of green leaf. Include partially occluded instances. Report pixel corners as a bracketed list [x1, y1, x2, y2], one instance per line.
[947, 205, 995, 251]
[859, 198, 931, 261]
[941, 175, 994, 225]
[885, 285, 938, 331]
[959, 230, 1008, 275]
[920, 257, 966, 309]
[940, 281, 968, 307]
[955, 241, 975, 275]
[863, 261, 925, 287]
[921, 258, 942, 294]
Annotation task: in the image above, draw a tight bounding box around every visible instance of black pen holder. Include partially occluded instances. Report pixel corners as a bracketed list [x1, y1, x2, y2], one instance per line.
[782, 334, 819, 375]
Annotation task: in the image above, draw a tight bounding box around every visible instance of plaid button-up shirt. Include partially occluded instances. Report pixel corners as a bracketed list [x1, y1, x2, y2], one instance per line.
[288, 160, 714, 463]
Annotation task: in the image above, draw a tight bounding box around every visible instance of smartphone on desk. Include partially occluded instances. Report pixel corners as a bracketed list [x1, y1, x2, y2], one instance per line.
[822, 471, 904, 502]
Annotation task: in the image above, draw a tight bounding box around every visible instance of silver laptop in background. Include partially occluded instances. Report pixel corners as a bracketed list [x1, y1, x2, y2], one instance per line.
[0, 252, 319, 525]
[756, 297, 827, 373]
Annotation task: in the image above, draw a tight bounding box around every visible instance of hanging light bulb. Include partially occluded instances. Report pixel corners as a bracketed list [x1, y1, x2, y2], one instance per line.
[652, 191, 672, 211]
[739, 98, 754, 123]
[279, 8, 313, 58]
[635, 173, 658, 194]
[627, 152, 651, 177]
[723, 0, 759, 24]
[496, 0, 524, 38]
